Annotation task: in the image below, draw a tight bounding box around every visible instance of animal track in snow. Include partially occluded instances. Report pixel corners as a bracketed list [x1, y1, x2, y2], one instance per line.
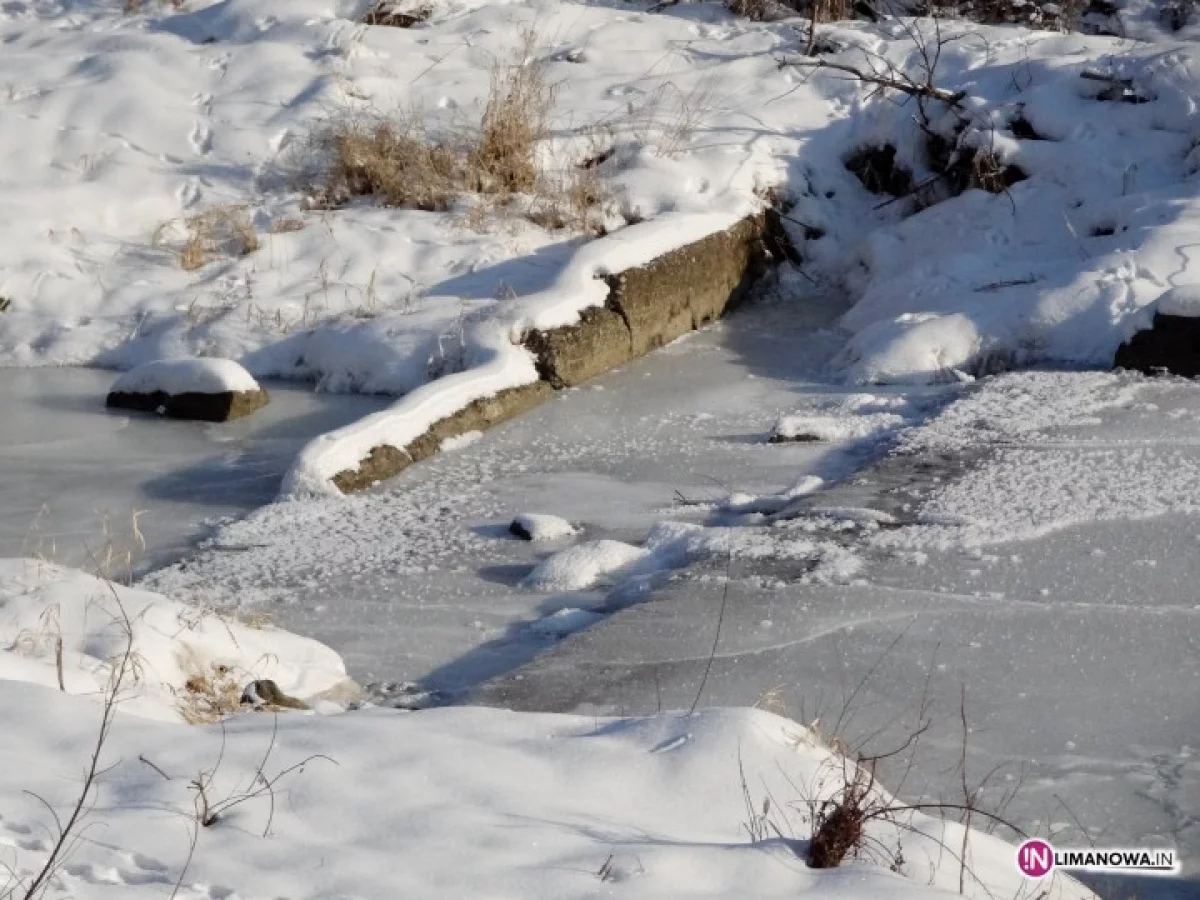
[190, 120, 213, 155]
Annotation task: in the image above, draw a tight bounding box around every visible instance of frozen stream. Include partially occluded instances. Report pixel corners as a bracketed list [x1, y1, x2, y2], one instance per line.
[0, 368, 387, 570]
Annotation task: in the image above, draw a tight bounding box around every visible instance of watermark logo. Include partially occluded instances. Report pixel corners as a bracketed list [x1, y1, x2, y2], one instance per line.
[1016, 839, 1179, 878]
[1017, 839, 1055, 878]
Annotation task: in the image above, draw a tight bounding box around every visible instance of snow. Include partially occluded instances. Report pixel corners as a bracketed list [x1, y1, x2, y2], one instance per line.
[441, 429, 483, 452]
[1154, 284, 1200, 317]
[0, 559, 351, 722]
[0, 557, 1096, 900]
[280, 204, 757, 496]
[109, 357, 261, 395]
[527, 606, 603, 639]
[3, 0, 1200, 889]
[0, 680, 1093, 900]
[879, 370, 1200, 547]
[836, 313, 982, 385]
[524, 539, 649, 592]
[511, 512, 577, 541]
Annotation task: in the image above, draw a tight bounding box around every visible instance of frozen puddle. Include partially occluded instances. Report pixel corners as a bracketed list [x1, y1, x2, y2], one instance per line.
[0, 368, 387, 570]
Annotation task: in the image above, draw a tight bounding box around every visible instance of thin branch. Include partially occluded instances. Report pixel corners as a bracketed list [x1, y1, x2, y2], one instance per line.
[779, 57, 967, 107]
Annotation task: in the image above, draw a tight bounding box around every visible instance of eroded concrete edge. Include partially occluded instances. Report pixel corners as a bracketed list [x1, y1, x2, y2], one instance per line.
[331, 211, 781, 492]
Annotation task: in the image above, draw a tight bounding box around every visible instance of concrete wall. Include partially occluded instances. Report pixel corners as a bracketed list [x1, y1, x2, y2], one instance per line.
[331, 211, 782, 492]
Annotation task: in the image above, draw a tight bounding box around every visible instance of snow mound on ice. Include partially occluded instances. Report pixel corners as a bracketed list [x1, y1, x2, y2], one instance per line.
[0, 560, 350, 722]
[527, 607, 603, 639]
[837, 314, 982, 385]
[110, 358, 260, 395]
[510, 512, 577, 541]
[774, 411, 907, 442]
[523, 539, 647, 591]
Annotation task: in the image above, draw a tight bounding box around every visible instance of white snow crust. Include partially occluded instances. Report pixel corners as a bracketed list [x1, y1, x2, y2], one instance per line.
[109, 357, 261, 395]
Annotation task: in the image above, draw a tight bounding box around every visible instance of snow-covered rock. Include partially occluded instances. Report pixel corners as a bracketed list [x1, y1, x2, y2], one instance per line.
[509, 512, 577, 541]
[107, 358, 268, 421]
[771, 411, 907, 443]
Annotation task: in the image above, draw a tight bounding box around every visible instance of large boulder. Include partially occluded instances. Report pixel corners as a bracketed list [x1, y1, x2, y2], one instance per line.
[106, 358, 268, 422]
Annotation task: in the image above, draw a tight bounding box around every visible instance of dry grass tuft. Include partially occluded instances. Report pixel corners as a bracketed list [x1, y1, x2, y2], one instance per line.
[524, 165, 611, 235]
[726, 0, 780, 20]
[470, 35, 553, 195]
[179, 205, 260, 271]
[177, 662, 243, 724]
[319, 115, 464, 211]
[268, 216, 306, 234]
[313, 33, 608, 234]
[362, 0, 433, 27]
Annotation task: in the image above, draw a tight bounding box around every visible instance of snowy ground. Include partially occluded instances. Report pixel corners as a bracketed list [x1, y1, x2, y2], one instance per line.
[0, 683, 1095, 900]
[0, 559, 1100, 899]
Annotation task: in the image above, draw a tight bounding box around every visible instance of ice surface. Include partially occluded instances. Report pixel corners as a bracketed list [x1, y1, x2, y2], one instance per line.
[143, 299, 863, 689]
[0, 368, 387, 570]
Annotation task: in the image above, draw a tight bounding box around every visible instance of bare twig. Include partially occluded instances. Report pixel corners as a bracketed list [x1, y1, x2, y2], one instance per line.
[19, 578, 136, 900]
[779, 56, 968, 107]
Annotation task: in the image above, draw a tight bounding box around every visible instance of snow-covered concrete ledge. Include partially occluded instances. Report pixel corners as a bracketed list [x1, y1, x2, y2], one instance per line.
[283, 202, 781, 496]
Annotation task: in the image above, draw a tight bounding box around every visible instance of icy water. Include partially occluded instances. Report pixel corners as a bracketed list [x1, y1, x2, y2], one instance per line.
[0, 368, 387, 570]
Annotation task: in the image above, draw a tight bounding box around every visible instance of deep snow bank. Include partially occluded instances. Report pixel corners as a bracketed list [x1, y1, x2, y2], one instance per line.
[800, 18, 1200, 383]
[0, 679, 1093, 899]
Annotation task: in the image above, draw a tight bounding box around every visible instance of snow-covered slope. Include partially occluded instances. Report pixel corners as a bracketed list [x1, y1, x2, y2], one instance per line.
[0, 559, 351, 721]
[0, 561, 1094, 897]
[4, 0, 1200, 489]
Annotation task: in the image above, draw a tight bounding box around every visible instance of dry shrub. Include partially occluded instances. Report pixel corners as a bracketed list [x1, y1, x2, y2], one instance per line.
[269, 216, 306, 234]
[361, 0, 432, 26]
[524, 165, 611, 235]
[727, 0, 777, 20]
[727, 0, 848, 22]
[177, 662, 242, 724]
[180, 205, 259, 271]
[319, 115, 463, 211]
[471, 37, 553, 194]
[807, 763, 873, 868]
